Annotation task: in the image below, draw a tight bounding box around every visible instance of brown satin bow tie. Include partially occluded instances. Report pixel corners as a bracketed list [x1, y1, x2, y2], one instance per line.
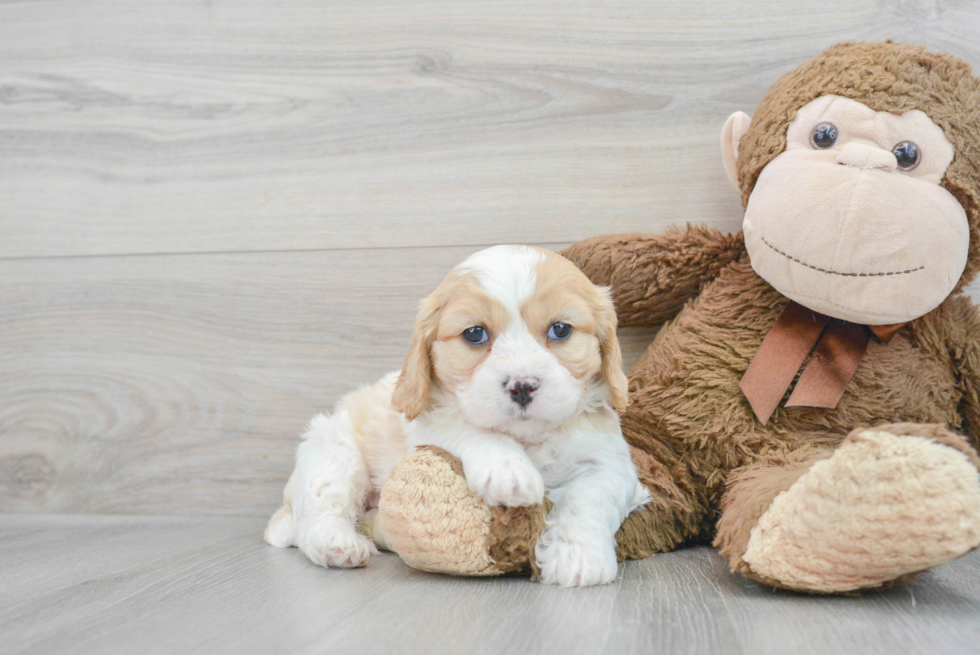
[739, 301, 905, 424]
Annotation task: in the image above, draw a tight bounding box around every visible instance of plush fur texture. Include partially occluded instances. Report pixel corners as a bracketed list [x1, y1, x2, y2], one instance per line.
[382, 446, 551, 577]
[380, 446, 502, 576]
[377, 42, 980, 593]
[740, 427, 980, 593]
[569, 43, 980, 592]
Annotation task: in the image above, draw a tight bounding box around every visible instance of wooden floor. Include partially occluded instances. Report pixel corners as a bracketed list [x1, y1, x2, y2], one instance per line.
[3, 514, 980, 655]
[3, 0, 980, 653]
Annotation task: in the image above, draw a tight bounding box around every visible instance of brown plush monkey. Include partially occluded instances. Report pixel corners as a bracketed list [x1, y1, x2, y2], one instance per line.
[377, 42, 980, 593]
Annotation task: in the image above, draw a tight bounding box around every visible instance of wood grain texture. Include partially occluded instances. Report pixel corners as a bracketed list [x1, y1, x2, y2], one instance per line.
[3, 5, 980, 647]
[2, 515, 979, 655]
[1, 0, 978, 258]
[0, 0, 979, 520]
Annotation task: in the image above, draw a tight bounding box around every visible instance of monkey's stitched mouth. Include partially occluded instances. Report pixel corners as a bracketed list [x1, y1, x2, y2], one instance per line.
[761, 237, 924, 278]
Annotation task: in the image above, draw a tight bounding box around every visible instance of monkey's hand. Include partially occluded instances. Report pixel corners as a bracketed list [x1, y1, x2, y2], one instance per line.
[561, 225, 745, 327]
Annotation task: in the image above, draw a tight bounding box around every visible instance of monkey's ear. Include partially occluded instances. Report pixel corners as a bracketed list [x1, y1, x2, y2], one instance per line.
[721, 111, 752, 191]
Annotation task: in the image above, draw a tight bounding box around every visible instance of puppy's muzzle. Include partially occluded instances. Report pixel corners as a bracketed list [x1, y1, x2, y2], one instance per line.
[506, 377, 540, 409]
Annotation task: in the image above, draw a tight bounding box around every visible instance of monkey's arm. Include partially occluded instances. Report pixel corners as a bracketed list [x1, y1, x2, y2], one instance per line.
[561, 225, 745, 327]
[946, 295, 980, 446]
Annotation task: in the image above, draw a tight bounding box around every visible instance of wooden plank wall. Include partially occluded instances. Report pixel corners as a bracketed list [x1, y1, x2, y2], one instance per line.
[2, 0, 979, 517]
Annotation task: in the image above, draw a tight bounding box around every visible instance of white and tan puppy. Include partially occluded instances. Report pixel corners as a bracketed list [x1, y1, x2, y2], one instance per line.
[265, 245, 650, 587]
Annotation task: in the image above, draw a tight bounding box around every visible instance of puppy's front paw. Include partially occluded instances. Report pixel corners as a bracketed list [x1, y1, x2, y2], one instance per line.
[466, 453, 545, 507]
[536, 530, 618, 587]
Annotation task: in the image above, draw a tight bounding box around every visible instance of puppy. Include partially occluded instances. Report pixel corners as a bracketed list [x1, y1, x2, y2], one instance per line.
[265, 245, 650, 587]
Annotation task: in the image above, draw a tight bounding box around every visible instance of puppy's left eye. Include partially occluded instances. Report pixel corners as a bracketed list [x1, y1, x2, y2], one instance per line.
[462, 326, 489, 345]
[547, 322, 572, 341]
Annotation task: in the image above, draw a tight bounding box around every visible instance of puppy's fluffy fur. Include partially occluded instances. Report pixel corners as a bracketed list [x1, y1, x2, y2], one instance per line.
[265, 245, 650, 586]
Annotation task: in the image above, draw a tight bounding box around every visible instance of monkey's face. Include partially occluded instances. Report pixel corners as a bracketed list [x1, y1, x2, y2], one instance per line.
[734, 95, 969, 325]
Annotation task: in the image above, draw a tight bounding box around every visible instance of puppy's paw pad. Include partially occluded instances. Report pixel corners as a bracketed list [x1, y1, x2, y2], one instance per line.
[305, 530, 377, 568]
[467, 455, 545, 507]
[536, 534, 618, 587]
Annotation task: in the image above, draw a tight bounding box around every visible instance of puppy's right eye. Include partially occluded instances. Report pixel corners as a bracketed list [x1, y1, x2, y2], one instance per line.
[462, 326, 489, 345]
[547, 322, 572, 341]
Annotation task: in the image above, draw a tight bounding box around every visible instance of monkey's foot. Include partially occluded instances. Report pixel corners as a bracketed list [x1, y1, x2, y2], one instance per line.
[379, 446, 546, 577]
[742, 425, 980, 593]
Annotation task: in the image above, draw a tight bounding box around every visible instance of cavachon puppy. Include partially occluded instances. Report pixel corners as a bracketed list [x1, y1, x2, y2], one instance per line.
[265, 245, 650, 587]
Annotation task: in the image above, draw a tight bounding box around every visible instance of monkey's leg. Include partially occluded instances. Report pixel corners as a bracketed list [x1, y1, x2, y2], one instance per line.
[715, 424, 980, 593]
[378, 445, 708, 578]
[379, 447, 548, 577]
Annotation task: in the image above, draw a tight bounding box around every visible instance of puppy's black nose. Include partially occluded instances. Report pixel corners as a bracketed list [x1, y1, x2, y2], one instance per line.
[507, 379, 539, 408]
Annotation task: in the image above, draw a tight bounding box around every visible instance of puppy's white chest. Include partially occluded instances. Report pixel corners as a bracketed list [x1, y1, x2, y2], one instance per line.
[527, 440, 576, 488]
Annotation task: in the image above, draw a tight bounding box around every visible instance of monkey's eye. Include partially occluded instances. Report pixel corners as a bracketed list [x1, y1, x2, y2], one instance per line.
[462, 326, 489, 345]
[892, 141, 921, 171]
[547, 322, 572, 341]
[809, 122, 839, 149]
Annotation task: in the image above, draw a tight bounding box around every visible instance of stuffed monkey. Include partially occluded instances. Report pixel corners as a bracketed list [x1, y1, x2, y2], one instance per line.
[377, 41, 980, 593]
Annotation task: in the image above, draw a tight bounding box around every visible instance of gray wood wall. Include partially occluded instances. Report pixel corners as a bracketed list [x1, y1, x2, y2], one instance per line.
[3, 0, 979, 518]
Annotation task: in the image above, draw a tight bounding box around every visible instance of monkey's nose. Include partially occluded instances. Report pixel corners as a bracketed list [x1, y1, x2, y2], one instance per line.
[506, 378, 540, 408]
[836, 142, 897, 171]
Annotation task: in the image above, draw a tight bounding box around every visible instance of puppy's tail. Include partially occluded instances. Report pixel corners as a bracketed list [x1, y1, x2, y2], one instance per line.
[264, 448, 302, 548]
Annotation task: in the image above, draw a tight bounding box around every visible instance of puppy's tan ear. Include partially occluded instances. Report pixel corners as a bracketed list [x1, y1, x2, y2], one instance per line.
[595, 287, 629, 412]
[391, 292, 442, 420]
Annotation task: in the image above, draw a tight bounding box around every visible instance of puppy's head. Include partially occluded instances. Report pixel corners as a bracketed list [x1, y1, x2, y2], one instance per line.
[391, 245, 628, 439]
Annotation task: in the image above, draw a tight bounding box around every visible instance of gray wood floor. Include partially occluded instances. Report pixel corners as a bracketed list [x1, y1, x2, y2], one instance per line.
[3, 0, 980, 653]
[3, 515, 980, 655]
